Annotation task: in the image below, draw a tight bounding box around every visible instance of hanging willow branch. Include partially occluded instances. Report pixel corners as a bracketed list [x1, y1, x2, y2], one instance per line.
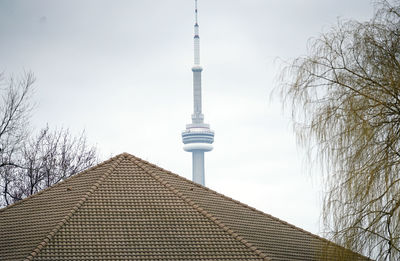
[278, 1, 400, 260]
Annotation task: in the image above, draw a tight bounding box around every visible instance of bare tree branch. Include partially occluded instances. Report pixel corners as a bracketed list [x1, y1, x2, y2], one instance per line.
[0, 72, 98, 207]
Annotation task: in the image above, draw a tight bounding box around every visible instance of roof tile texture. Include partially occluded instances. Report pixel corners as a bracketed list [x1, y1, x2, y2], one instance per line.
[0, 153, 369, 260]
[0, 158, 114, 260]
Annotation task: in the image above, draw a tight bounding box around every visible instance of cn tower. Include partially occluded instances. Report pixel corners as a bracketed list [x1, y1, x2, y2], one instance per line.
[182, 0, 214, 186]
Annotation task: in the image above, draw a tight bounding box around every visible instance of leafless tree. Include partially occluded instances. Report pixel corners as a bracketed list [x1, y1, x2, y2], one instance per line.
[0, 72, 34, 168]
[277, 1, 400, 260]
[0, 72, 97, 207]
[3, 126, 97, 204]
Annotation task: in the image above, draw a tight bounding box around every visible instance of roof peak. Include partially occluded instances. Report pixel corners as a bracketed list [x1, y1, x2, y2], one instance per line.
[1, 153, 369, 260]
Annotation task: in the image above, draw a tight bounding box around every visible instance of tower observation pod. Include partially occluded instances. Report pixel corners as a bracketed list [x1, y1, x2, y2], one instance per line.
[182, 0, 214, 186]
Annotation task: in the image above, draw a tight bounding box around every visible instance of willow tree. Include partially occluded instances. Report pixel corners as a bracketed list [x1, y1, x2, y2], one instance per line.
[279, 1, 400, 260]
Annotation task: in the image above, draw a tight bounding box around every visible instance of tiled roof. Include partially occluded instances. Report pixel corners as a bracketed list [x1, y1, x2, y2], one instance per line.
[0, 153, 369, 260]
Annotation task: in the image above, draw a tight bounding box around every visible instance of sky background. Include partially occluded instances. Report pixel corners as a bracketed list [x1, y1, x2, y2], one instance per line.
[0, 0, 375, 235]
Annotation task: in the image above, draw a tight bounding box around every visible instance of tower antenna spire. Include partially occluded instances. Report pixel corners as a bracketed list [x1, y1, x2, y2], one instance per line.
[195, 0, 198, 25]
[193, 0, 200, 65]
[182, 0, 214, 186]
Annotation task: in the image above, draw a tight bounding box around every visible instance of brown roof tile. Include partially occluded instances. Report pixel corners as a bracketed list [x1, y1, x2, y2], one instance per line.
[0, 153, 370, 260]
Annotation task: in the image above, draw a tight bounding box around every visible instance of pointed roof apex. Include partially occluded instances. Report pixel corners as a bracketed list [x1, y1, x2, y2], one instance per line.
[0, 153, 369, 260]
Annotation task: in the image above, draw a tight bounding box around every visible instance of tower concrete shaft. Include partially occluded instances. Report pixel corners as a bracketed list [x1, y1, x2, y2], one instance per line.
[192, 151, 204, 185]
[192, 66, 203, 123]
[182, 0, 214, 186]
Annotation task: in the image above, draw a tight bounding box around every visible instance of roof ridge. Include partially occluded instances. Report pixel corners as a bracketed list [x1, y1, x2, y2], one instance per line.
[0, 153, 122, 213]
[24, 153, 127, 261]
[126, 154, 270, 261]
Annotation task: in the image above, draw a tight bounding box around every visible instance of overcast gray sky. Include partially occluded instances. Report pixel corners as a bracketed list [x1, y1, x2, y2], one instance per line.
[0, 0, 375, 235]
